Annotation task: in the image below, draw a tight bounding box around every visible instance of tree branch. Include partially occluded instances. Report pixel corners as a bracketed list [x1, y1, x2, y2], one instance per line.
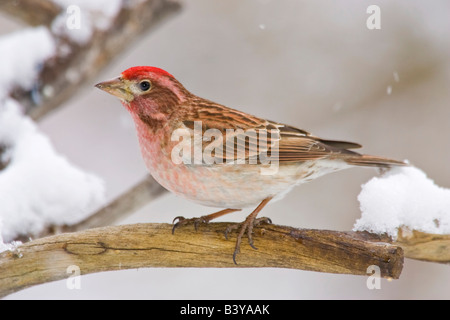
[0, 223, 404, 298]
[395, 228, 450, 263]
[22, 175, 168, 241]
[1, 0, 182, 120]
[0, 0, 60, 27]
[62, 175, 167, 233]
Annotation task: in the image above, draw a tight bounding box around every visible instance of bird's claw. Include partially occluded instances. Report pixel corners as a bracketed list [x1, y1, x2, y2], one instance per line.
[224, 216, 272, 239]
[224, 216, 272, 264]
[172, 215, 209, 234]
[254, 217, 272, 226]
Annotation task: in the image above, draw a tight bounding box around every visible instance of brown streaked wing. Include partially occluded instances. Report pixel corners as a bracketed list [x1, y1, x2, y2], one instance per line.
[180, 101, 359, 164]
[276, 122, 362, 162]
[181, 102, 279, 163]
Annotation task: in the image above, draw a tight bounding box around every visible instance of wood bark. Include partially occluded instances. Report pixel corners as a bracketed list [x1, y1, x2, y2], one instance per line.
[0, 223, 404, 298]
[0, 0, 60, 27]
[395, 228, 450, 263]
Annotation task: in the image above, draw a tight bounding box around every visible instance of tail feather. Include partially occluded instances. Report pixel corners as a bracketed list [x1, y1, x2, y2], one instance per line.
[345, 155, 407, 168]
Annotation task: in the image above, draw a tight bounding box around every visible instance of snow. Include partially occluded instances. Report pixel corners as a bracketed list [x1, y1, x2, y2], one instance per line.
[386, 86, 392, 95]
[0, 219, 22, 255]
[0, 27, 55, 100]
[52, 0, 123, 19]
[51, 0, 123, 44]
[353, 166, 450, 239]
[0, 25, 105, 247]
[0, 100, 106, 244]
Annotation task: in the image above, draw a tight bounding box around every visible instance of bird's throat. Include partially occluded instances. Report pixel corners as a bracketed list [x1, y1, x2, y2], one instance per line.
[136, 112, 168, 132]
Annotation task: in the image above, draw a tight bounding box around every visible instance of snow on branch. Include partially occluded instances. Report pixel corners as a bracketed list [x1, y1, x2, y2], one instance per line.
[0, 100, 106, 243]
[353, 165, 450, 263]
[1, 0, 181, 120]
[0, 0, 180, 243]
[354, 166, 450, 237]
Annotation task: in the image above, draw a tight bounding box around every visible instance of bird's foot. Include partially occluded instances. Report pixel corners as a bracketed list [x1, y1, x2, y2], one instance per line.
[172, 215, 210, 234]
[171, 198, 272, 265]
[225, 216, 272, 264]
[172, 208, 241, 234]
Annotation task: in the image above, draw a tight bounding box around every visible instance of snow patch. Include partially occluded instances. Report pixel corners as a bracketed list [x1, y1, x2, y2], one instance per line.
[51, 0, 123, 44]
[0, 27, 55, 100]
[353, 166, 450, 239]
[0, 18, 105, 248]
[0, 100, 106, 242]
[0, 219, 22, 254]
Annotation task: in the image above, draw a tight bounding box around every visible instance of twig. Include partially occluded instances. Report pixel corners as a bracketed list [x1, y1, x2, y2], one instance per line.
[0, 223, 404, 298]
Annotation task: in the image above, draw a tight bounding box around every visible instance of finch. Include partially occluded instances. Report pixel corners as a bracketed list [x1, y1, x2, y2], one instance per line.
[96, 66, 406, 263]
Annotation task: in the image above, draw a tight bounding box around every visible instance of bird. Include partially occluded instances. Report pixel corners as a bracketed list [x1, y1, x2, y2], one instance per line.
[95, 66, 406, 263]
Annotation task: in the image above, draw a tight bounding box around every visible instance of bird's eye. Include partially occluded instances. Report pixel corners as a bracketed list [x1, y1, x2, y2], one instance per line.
[139, 80, 151, 92]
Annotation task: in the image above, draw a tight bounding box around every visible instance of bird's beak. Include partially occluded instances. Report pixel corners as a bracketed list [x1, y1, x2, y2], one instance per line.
[95, 77, 134, 102]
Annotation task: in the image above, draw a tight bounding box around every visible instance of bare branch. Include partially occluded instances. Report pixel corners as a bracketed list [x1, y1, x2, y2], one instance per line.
[395, 228, 450, 264]
[62, 175, 167, 233]
[0, 0, 60, 27]
[18, 175, 168, 242]
[0, 223, 404, 298]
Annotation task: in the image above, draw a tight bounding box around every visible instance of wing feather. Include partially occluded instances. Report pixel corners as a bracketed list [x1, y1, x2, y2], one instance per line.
[180, 101, 361, 164]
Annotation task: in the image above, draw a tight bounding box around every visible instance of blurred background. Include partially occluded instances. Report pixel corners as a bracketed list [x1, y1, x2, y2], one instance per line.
[2, 0, 449, 299]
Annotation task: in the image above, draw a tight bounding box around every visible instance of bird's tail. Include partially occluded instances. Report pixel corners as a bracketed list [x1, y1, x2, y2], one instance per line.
[345, 154, 407, 168]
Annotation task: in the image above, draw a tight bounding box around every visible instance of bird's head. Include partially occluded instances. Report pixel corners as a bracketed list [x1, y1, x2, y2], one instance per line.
[95, 66, 188, 121]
